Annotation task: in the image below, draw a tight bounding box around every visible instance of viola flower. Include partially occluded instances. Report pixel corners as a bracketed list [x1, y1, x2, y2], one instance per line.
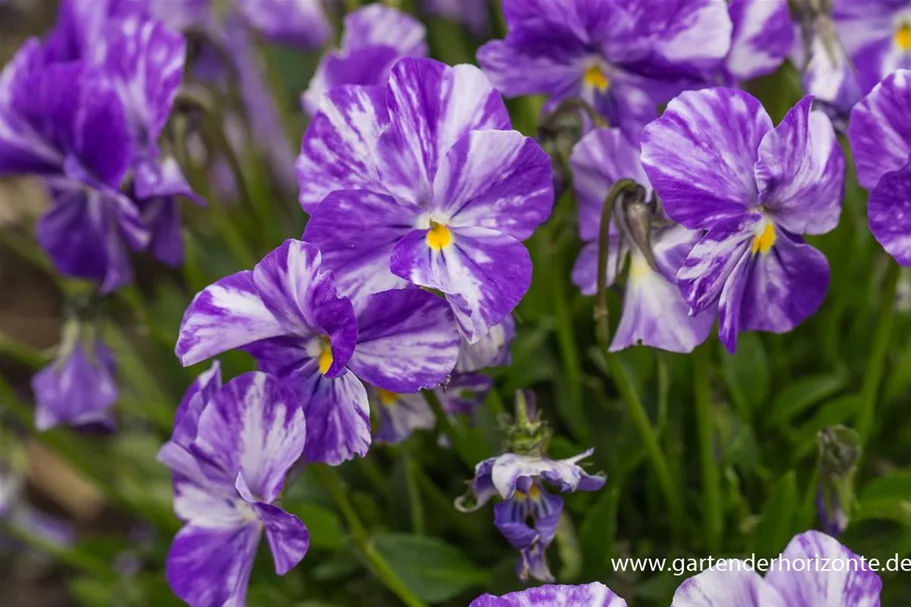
[848, 69, 911, 266]
[31, 324, 117, 431]
[723, 0, 793, 85]
[157, 371, 310, 607]
[457, 449, 605, 582]
[470, 583, 627, 607]
[373, 373, 492, 445]
[672, 531, 881, 607]
[175, 239, 461, 465]
[302, 4, 428, 115]
[641, 89, 845, 352]
[570, 127, 714, 353]
[456, 315, 515, 373]
[476, 0, 732, 134]
[0, 39, 146, 292]
[299, 58, 554, 343]
[423, 0, 489, 35]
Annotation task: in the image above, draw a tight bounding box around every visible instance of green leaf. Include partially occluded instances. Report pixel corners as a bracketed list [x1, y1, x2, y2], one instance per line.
[768, 374, 847, 426]
[753, 471, 798, 558]
[857, 470, 911, 526]
[792, 395, 861, 460]
[719, 334, 769, 417]
[579, 486, 620, 577]
[372, 532, 490, 603]
[286, 503, 346, 550]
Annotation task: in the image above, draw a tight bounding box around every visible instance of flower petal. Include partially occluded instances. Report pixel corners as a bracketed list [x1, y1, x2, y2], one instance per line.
[302, 190, 416, 302]
[377, 58, 511, 204]
[390, 226, 532, 343]
[253, 502, 310, 576]
[491, 450, 604, 498]
[342, 4, 427, 56]
[302, 47, 403, 117]
[671, 566, 785, 607]
[348, 288, 460, 392]
[571, 238, 626, 296]
[176, 271, 286, 367]
[493, 498, 538, 549]
[641, 88, 771, 229]
[456, 316, 515, 373]
[296, 85, 388, 212]
[868, 161, 911, 266]
[193, 372, 306, 504]
[756, 97, 845, 235]
[374, 390, 435, 445]
[848, 69, 911, 190]
[765, 530, 882, 607]
[725, 0, 793, 81]
[166, 523, 261, 607]
[171, 361, 222, 449]
[432, 130, 554, 241]
[469, 582, 627, 607]
[239, 0, 332, 48]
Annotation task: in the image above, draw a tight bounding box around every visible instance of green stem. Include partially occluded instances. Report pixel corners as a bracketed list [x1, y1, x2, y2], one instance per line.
[404, 453, 425, 535]
[423, 390, 476, 469]
[594, 179, 684, 538]
[694, 345, 722, 553]
[857, 259, 901, 443]
[314, 467, 427, 607]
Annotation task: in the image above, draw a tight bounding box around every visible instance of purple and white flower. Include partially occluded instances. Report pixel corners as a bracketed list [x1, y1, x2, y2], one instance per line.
[175, 239, 461, 465]
[31, 325, 117, 431]
[298, 58, 554, 343]
[373, 373, 492, 445]
[672, 531, 881, 607]
[848, 69, 911, 266]
[424, 0, 489, 35]
[457, 449, 605, 582]
[470, 583, 627, 607]
[723, 0, 793, 85]
[157, 370, 310, 607]
[456, 315, 515, 373]
[570, 127, 714, 353]
[302, 4, 428, 116]
[641, 89, 845, 352]
[476, 0, 733, 135]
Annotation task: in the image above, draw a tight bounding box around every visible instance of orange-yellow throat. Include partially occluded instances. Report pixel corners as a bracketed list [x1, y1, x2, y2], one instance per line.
[752, 223, 776, 254]
[583, 66, 610, 92]
[427, 222, 452, 250]
[897, 23, 911, 50]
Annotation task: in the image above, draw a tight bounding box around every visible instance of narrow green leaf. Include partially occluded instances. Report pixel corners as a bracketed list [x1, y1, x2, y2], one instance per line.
[719, 334, 769, 417]
[753, 471, 798, 558]
[768, 374, 847, 426]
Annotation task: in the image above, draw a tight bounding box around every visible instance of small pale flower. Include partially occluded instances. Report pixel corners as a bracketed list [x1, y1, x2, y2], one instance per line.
[470, 582, 627, 607]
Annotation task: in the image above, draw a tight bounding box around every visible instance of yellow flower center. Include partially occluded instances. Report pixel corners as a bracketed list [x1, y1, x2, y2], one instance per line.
[427, 221, 452, 250]
[897, 23, 911, 50]
[752, 222, 776, 254]
[514, 484, 540, 502]
[377, 389, 399, 406]
[318, 336, 333, 375]
[628, 253, 651, 281]
[583, 66, 610, 92]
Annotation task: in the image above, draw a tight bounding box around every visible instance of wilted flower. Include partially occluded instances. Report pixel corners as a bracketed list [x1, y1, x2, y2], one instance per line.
[816, 425, 861, 537]
[31, 323, 117, 431]
[672, 531, 881, 607]
[641, 89, 845, 352]
[175, 239, 461, 465]
[157, 370, 310, 607]
[723, 0, 794, 85]
[570, 127, 713, 353]
[848, 69, 911, 266]
[470, 582, 627, 607]
[302, 4, 428, 115]
[299, 58, 554, 343]
[477, 0, 733, 134]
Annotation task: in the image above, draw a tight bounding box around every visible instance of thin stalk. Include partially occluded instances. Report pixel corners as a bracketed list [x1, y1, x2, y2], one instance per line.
[857, 259, 901, 443]
[594, 179, 684, 538]
[423, 390, 476, 469]
[404, 453, 425, 535]
[314, 466, 427, 607]
[694, 345, 722, 553]
[413, 467, 486, 541]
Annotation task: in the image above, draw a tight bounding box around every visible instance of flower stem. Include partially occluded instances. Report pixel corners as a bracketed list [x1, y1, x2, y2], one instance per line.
[404, 452, 425, 535]
[694, 344, 721, 553]
[423, 390, 476, 469]
[594, 179, 684, 539]
[857, 258, 901, 444]
[314, 466, 428, 607]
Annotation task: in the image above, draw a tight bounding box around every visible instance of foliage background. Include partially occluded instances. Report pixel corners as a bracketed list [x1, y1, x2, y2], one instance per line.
[1, 1, 911, 606]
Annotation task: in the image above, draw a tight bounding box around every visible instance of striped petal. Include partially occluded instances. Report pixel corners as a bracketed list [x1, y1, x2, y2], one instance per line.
[867, 161, 911, 266]
[848, 69, 911, 190]
[726, 0, 793, 82]
[470, 582, 627, 607]
[672, 566, 786, 607]
[254, 503, 310, 576]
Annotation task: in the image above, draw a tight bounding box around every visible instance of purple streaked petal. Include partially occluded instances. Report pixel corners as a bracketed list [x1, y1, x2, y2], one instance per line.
[377, 58, 511, 204]
[671, 566, 785, 607]
[765, 530, 882, 607]
[803, 34, 862, 120]
[493, 497, 538, 549]
[470, 582, 628, 607]
[439, 372, 493, 416]
[348, 289, 460, 392]
[169, 472, 250, 525]
[172, 361, 222, 448]
[725, 0, 793, 82]
[518, 542, 554, 583]
[868, 162, 911, 266]
[632, 0, 732, 75]
[457, 457, 498, 511]
[166, 522, 261, 607]
[342, 4, 428, 56]
[571, 238, 626, 296]
[641, 88, 771, 230]
[490, 450, 604, 498]
[390, 226, 532, 344]
[296, 85, 389, 212]
[432, 130, 554, 241]
[302, 47, 403, 117]
[239, 0, 332, 48]
[253, 502, 310, 576]
[176, 271, 285, 367]
[677, 214, 759, 316]
[570, 128, 650, 242]
[456, 315, 515, 373]
[500, 0, 582, 29]
[302, 190, 416, 302]
[251, 240, 358, 376]
[848, 69, 911, 190]
[193, 372, 305, 504]
[716, 243, 752, 354]
[756, 97, 845, 235]
[138, 197, 183, 267]
[373, 390, 435, 444]
[134, 154, 203, 203]
[292, 362, 371, 465]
